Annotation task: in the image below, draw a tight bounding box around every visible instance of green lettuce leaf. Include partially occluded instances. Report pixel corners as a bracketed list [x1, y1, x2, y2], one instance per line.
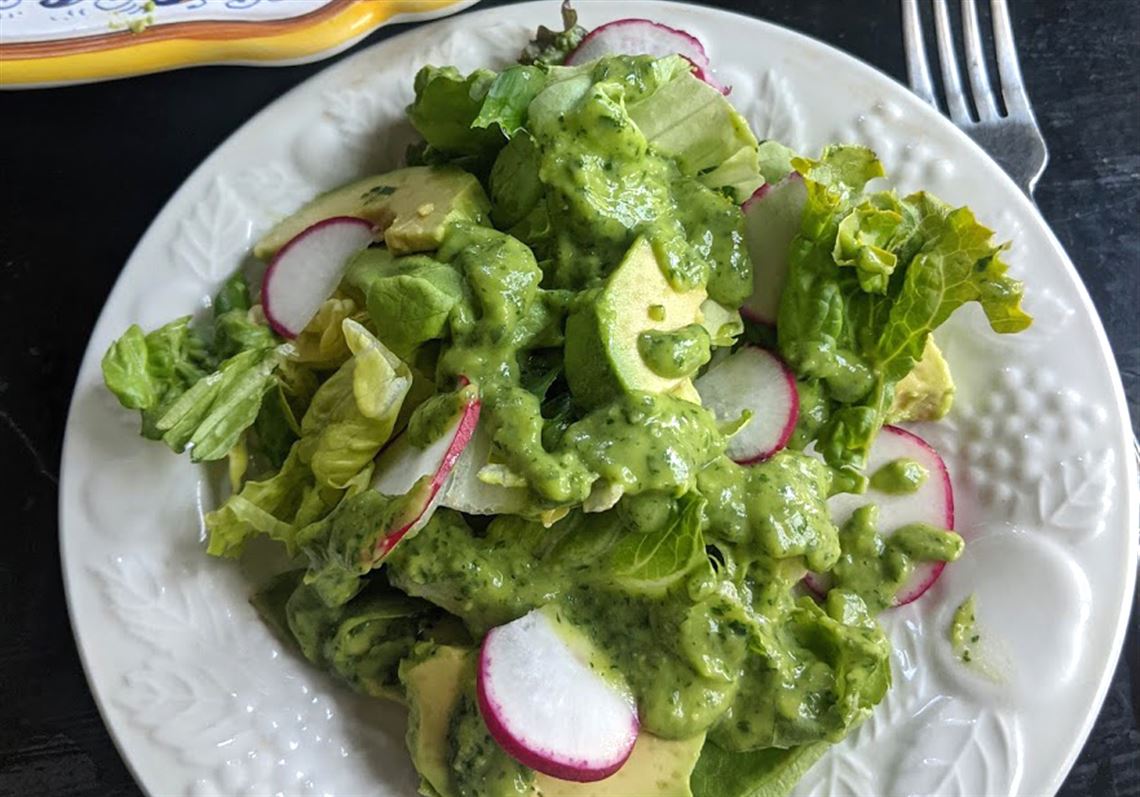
[608, 493, 705, 593]
[102, 270, 281, 453]
[282, 576, 442, 700]
[691, 742, 829, 797]
[290, 295, 363, 370]
[755, 139, 798, 185]
[206, 322, 409, 557]
[777, 146, 1031, 477]
[627, 66, 761, 193]
[298, 320, 413, 489]
[407, 66, 503, 158]
[211, 273, 277, 359]
[471, 65, 546, 137]
[364, 263, 464, 360]
[489, 132, 545, 230]
[101, 317, 210, 428]
[518, 0, 586, 66]
[205, 440, 375, 559]
[154, 345, 283, 462]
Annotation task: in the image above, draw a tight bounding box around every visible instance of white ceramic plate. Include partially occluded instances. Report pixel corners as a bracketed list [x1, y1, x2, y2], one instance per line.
[60, 2, 1138, 795]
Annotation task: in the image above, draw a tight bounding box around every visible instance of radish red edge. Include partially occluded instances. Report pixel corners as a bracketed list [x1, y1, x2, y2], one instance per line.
[802, 425, 956, 607]
[371, 386, 480, 560]
[694, 345, 798, 465]
[476, 613, 639, 783]
[889, 426, 956, 606]
[260, 215, 374, 339]
[733, 350, 799, 466]
[565, 18, 727, 92]
[740, 181, 771, 213]
[566, 18, 710, 65]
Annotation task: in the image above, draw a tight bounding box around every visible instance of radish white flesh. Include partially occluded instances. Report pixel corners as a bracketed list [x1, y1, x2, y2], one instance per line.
[261, 216, 374, 338]
[740, 173, 807, 325]
[478, 608, 639, 782]
[805, 425, 956, 606]
[565, 19, 725, 91]
[439, 421, 531, 516]
[694, 346, 799, 464]
[370, 393, 479, 559]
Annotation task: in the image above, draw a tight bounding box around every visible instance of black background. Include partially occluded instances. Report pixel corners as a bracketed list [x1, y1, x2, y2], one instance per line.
[1, 1, 1137, 795]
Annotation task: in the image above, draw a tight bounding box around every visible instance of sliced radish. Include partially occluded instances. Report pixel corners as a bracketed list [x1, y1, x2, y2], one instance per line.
[439, 421, 531, 516]
[261, 216, 374, 338]
[694, 346, 798, 464]
[805, 425, 956, 606]
[565, 19, 726, 92]
[740, 173, 807, 325]
[370, 389, 480, 560]
[478, 607, 639, 782]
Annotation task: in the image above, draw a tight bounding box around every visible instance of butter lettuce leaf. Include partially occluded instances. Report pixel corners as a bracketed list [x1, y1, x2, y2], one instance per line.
[298, 320, 412, 489]
[691, 741, 829, 797]
[471, 65, 546, 137]
[777, 146, 1031, 478]
[291, 295, 364, 370]
[206, 322, 411, 557]
[154, 345, 284, 462]
[407, 66, 503, 157]
[102, 270, 284, 456]
[101, 317, 210, 432]
[608, 493, 705, 594]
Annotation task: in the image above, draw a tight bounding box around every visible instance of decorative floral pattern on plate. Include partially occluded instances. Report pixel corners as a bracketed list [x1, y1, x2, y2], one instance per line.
[95, 555, 417, 797]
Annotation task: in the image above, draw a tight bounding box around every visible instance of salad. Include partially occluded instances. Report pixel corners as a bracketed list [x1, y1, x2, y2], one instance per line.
[100, 6, 1031, 796]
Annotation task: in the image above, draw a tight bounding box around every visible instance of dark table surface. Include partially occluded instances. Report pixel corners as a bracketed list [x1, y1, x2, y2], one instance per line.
[1, 1, 1137, 795]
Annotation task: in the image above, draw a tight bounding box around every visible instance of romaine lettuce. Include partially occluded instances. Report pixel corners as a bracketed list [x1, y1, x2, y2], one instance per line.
[777, 146, 1031, 480]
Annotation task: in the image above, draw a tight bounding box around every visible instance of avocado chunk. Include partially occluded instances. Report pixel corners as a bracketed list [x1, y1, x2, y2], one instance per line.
[400, 643, 706, 797]
[565, 237, 707, 409]
[402, 644, 473, 797]
[886, 337, 955, 423]
[532, 734, 706, 797]
[254, 166, 490, 259]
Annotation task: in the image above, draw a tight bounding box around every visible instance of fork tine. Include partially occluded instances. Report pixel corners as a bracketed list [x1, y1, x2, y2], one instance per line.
[961, 0, 1000, 120]
[932, 0, 974, 124]
[902, 0, 938, 107]
[990, 0, 1031, 116]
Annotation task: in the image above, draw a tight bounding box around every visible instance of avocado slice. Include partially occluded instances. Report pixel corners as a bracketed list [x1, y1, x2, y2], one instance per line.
[565, 237, 708, 409]
[886, 337, 955, 423]
[400, 643, 706, 797]
[532, 733, 706, 797]
[401, 644, 473, 797]
[254, 166, 490, 259]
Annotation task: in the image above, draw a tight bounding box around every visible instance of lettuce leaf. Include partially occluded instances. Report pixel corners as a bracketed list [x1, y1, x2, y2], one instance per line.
[691, 742, 829, 797]
[102, 317, 210, 431]
[627, 67, 761, 198]
[364, 266, 464, 361]
[206, 322, 411, 557]
[608, 493, 705, 594]
[154, 345, 284, 462]
[518, 0, 586, 66]
[291, 295, 364, 370]
[102, 270, 282, 455]
[407, 66, 504, 158]
[777, 146, 1031, 478]
[471, 66, 546, 137]
[298, 320, 412, 489]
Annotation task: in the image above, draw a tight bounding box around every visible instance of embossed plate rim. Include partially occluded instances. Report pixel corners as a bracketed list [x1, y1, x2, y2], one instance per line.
[59, 2, 1138, 795]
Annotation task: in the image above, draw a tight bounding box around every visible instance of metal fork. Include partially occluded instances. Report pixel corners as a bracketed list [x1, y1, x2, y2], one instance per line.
[902, 0, 1047, 197]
